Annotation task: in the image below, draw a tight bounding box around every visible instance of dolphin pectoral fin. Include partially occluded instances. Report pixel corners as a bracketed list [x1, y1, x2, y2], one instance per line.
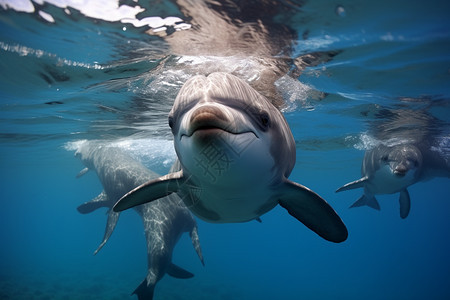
[93, 209, 120, 255]
[77, 191, 108, 214]
[255, 217, 262, 223]
[399, 189, 411, 219]
[76, 167, 89, 178]
[189, 225, 205, 266]
[167, 263, 194, 279]
[278, 179, 348, 243]
[132, 279, 155, 300]
[350, 194, 380, 210]
[336, 176, 369, 193]
[113, 171, 185, 212]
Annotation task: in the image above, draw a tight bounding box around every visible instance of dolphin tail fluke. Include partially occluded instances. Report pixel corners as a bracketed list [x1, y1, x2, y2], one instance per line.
[189, 225, 205, 266]
[349, 194, 380, 210]
[132, 279, 155, 300]
[399, 189, 411, 219]
[93, 209, 120, 255]
[278, 179, 348, 243]
[113, 171, 185, 212]
[336, 176, 369, 193]
[167, 263, 194, 279]
[77, 191, 108, 214]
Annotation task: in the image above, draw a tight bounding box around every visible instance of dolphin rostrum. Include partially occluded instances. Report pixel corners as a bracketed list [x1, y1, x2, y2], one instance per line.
[114, 72, 348, 243]
[75, 141, 204, 299]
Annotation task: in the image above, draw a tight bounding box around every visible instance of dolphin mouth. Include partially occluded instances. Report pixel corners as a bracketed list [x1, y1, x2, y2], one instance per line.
[189, 117, 232, 136]
[181, 107, 257, 138]
[182, 124, 256, 139]
[393, 169, 407, 177]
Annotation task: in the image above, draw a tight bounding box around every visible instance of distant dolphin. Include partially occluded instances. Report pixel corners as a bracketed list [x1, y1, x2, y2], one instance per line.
[337, 108, 450, 218]
[75, 141, 204, 300]
[114, 72, 348, 243]
[336, 142, 450, 218]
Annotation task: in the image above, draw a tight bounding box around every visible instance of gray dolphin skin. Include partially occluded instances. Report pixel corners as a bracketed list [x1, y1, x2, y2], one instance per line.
[114, 72, 348, 243]
[336, 143, 450, 218]
[76, 141, 204, 300]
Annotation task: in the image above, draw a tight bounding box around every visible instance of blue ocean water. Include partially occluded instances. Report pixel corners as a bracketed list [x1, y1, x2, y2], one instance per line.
[1, 0, 450, 299]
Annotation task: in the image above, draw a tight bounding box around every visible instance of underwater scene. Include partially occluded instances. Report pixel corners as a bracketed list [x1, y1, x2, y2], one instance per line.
[1, 0, 449, 299]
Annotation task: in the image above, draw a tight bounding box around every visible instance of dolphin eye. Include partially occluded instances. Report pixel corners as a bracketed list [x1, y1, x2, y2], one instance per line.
[259, 111, 270, 130]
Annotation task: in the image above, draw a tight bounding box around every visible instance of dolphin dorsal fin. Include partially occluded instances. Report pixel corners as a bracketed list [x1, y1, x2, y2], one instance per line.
[399, 189, 411, 219]
[336, 176, 369, 193]
[349, 194, 380, 210]
[278, 179, 348, 243]
[113, 171, 185, 212]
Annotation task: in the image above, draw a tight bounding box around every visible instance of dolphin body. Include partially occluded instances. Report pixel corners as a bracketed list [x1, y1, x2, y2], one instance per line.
[114, 72, 348, 243]
[76, 141, 204, 300]
[336, 143, 450, 218]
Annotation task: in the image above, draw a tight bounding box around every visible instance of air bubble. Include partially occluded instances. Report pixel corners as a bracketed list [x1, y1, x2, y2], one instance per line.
[335, 5, 346, 17]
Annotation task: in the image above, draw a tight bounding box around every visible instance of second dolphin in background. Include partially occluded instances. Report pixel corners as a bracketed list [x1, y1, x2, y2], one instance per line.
[337, 108, 450, 218]
[75, 141, 204, 300]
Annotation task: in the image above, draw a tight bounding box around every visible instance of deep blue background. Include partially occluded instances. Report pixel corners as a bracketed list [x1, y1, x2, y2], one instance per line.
[1, 1, 449, 299]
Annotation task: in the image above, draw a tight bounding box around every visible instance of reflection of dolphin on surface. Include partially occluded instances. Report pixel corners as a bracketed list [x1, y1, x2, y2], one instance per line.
[114, 72, 348, 243]
[161, 0, 297, 107]
[131, 0, 337, 114]
[337, 108, 450, 218]
[75, 141, 204, 300]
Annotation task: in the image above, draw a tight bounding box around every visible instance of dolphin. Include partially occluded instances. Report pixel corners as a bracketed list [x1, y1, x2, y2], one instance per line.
[336, 144, 423, 219]
[337, 108, 450, 219]
[75, 141, 204, 300]
[336, 142, 450, 218]
[114, 72, 348, 243]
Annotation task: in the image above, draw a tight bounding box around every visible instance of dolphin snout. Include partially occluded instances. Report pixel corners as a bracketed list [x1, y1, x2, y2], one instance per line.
[190, 106, 228, 122]
[188, 106, 231, 135]
[393, 164, 408, 177]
